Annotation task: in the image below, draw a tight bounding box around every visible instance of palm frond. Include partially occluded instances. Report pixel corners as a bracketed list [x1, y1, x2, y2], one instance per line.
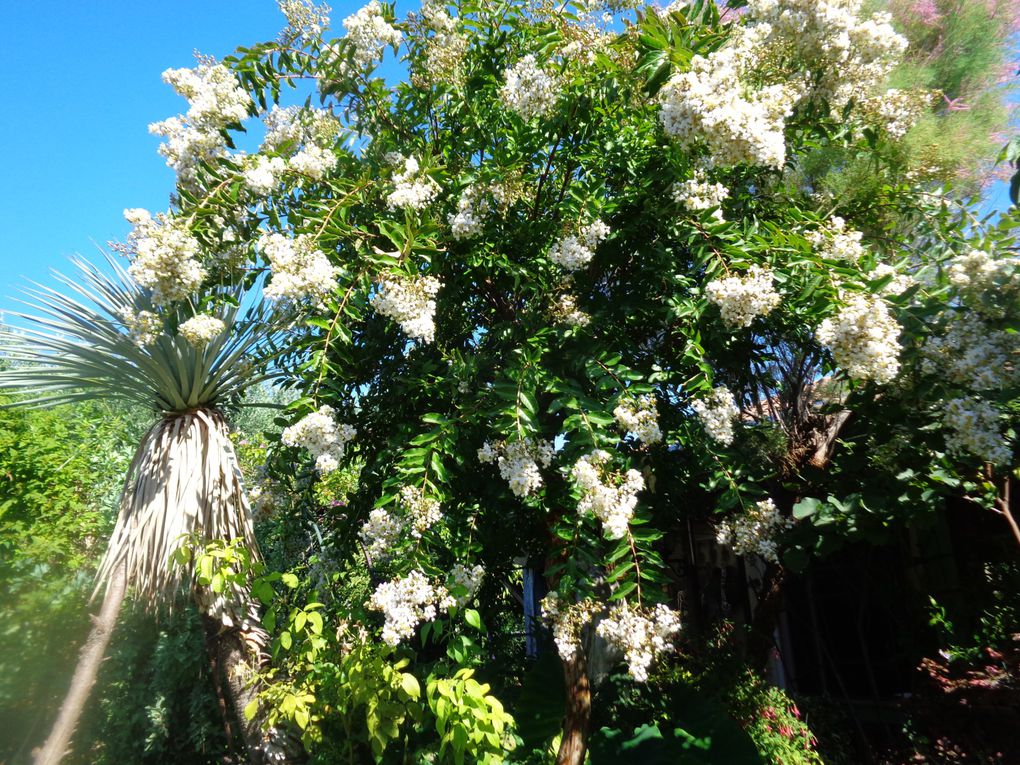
[0, 254, 282, 413]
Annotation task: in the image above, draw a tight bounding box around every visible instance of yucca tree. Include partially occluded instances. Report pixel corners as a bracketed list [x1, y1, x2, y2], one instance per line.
[0, 256, 287, 765]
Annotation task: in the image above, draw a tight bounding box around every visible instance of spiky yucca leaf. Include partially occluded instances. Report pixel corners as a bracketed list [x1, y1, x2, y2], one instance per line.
[0, 255, 280, 413]
[0, 256, 283, 605]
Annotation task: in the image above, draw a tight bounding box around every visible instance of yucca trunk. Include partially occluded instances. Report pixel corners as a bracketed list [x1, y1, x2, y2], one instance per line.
[33, 409, 289, 764]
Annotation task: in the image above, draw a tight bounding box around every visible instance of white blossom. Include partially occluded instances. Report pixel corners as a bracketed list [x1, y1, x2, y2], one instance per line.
[387, 156, 441, 211]
[500, 54, 561, 121]
[806, 217, 866, 262]
[705, 265, 781, 329]
[548, 219, 611, 271]
[613, 394, 662, 445]
[672, 171, 729, 219]
[870, 263, 914, 296]
[943, 398, 1011, 465]
[420, 1, 469, 81]
[715, 498, 792, 563]
[448, 184, 490, 240]
[278, 0, 330, 44]
[259, 232, 340, 306]
[342, 1, 402, 69]
[596, 603, 681, 682]
[370, 273, 442, 343]
[921, 313, 1018, 392]
[446, 563, 485, 608]
[118, 308, 162, 348]
[553, 294, 591, 327]
[149, 62, 251, 184]
[359, 507, 404, 561]
[281, 405, 356, 474]
[478, 438, 555, 497]
[399, 485, 442, 537]
[125, 209, 207, 305]
[692, 386, 741, 445]
[816, 293, 901, 383]
[571, 450, 645, 539]
[369, 570, 445, 645]
[540, 593, 597, 662]
[658, 25, 800, 169]
[947, 249, 1020, 317]
[178, 314, 226, 347]
[243, 155, 287, 196]
[290, 145, 337, 179]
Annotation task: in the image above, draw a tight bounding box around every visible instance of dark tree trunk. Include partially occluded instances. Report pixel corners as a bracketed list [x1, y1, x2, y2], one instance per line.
[33, 563, 127, 765]
[202, 610, 304, 765]
[747, 563, 787, 672]
[556, 650, 591, 765]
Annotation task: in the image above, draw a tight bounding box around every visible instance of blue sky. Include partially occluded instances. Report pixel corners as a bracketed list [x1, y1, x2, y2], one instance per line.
[0, 2, 1016, 310]
[0, 1, 355, 302]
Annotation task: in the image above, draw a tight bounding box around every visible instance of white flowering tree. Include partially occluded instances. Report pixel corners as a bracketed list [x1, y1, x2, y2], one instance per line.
[10, 0, 1020, 762]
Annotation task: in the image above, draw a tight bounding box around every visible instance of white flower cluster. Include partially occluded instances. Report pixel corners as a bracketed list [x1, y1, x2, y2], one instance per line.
[816, 293, 901, 384]
[278, 0, 330, 44]
[449, 184, 490, 240]
[548, 219, 611, 272]
[370, 273, 442, 343]
[118, 308, 162, 348]
[672, 171, 729, 219]
[342, 0, 402, 68]
[243, 155, 287, 196]
[369, 569, 444, 645]
[124, 208, 207, 305]
[400, 485, 443, 538]
[500, 54, 561, 121]
[596, 603, 682, 682]
[261, 106, 341, 180]
[571, 450, 645, 540]
[369, 566, 483, 645]
[420, 1, 469, 81]
[806, 217, 866, 262]
[149, 62, 251, 184]
[861, 88, 929, 139]
[552, 294, 591, 327]
[178, 314, 225, 347]
[658, 25, 800, 168]
[358, 486, 442, 560]
[258, 232, 340, 306]
[870, 263, 914, 296]
[692, 386, 741, 445]
[715, 498, 793, 564]
[613, 395, 662, 445]
[943, 398, 1011, 466]
[359, 507, 404, 561]
[947, 249, 1020, 317]
[745, 0, 907, 107]
[705, 265, 781, 329]
[281, 405, 356, 474]
[447, 563, 485, 608]
[478, 438, 555, 498]
[921, 313, 1018, 391]
[387, 155, 441, 211]
[540, 593, 597, 662]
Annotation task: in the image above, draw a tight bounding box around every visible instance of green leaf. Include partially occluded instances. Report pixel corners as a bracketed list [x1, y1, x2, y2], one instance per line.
[401, 672, 421, 699]
[244, 699, 259, 721]
[464, 608, 483, 631]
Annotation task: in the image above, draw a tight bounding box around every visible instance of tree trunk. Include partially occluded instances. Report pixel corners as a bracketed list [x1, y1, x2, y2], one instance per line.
[203, 611, 304, 765]
[747, 563, 787, 673]
[33, 562, 127, 765]
[556, 650, 591, 765]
